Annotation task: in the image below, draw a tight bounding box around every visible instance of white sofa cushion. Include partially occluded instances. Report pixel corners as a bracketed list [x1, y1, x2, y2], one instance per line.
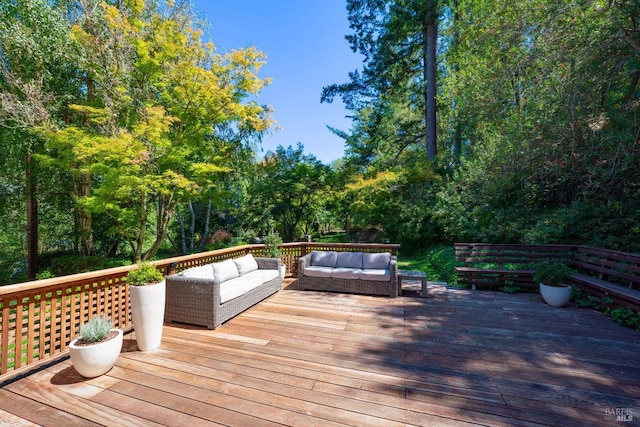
[303, 265, 334, 278]
[363, 252, 391, 269]
[360, 268, 390, 281]
[213, 259, 240, 283]
[179, 264, 214, 279]
[243, 269, 280, 283]
[310, 251, 337, 267]
[220, 276, 263, 303]
[234, 254, 259, 275]
[331, 267, 361, 279]
[219, 279, 246, 303]
[336, 252, 363, 269]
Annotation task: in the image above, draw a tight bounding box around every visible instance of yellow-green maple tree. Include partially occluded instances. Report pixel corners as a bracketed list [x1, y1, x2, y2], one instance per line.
[45, 0, 273, 261]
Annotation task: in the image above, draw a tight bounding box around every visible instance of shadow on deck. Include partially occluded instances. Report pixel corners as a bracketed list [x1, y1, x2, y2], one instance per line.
[1, 279, 639, 426]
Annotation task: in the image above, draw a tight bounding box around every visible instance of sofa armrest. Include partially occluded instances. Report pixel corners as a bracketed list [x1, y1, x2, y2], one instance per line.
[298, 254, 312, 277]
[255, 257, 281, 270]
[390, 256, 397, 273]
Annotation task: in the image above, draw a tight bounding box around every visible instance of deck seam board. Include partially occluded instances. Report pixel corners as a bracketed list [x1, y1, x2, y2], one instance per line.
[4, 374, 165, 427]
[111, 356, 426, 427]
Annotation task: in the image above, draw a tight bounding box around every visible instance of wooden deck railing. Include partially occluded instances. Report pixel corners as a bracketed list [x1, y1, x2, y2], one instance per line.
[0, 242, 398, 381]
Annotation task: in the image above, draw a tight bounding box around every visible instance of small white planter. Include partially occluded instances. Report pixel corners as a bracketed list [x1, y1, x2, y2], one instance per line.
[130, 280, 166, 351]
[539, 282, 572, 308]
[69, 329, 123, 378]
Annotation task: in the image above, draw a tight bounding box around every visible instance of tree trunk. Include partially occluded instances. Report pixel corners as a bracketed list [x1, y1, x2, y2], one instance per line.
[77, 172, 95, 256]
[452, 0, 462, 165]
[198, 201, 212, 250]
[26, 152, 38, 280]
[188, 201, 196, 251]
[423, 15, 438, 160]
[143, 194, 174, 261]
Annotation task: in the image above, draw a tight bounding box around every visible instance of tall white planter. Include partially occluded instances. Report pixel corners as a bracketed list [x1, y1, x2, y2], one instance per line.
[69, 329, 123, 378]
[539, 282, 572, 308]
[130, 280, 166, 351]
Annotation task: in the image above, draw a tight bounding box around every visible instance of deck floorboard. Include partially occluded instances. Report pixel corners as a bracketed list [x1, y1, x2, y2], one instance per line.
[1, 280, 639, 426]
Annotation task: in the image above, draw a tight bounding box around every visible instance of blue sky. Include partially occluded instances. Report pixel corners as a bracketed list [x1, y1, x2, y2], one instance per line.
[192, 1, 362, 164]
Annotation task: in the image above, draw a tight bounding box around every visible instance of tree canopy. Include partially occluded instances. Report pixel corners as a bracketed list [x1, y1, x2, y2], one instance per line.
[1, 0, 639, 284]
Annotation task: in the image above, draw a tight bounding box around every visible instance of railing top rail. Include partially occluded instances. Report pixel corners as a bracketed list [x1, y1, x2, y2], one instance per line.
[0, 242, 400, 297]
[0, 244, 258, 297]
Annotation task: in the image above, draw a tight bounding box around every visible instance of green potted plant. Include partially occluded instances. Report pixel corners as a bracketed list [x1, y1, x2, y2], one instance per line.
[126, 262, 165, 351]
[263, 229, 283, 258]
[263, 229, 285, 277]
[69, 315, 123, 378]
[533, 262, 572, 307]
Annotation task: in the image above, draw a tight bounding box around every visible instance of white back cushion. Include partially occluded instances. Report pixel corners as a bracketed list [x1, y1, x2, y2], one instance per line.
[212, 259, 240, 283]
[234, 254, 259, 275]
[336, 252, 363, 269]
[363, 252, 391, 269]
[310, 251, 338, 267]
[179, 264, 215, 279]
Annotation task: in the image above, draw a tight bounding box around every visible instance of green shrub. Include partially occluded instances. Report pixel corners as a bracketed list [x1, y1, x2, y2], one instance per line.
[610, 307, 640, 331]
[126, 262, 164, 286]
[263, 229, 283, 257]
[80, 316, 113, 343]
[398, 245, 456, 285]
[532, 262, 570, 285]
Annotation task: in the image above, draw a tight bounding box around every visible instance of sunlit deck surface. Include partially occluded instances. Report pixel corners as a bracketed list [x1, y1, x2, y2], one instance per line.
[2, 279, 639, 426]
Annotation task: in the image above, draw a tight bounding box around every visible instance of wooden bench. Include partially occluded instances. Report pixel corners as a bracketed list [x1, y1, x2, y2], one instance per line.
[454, 243, 574, 290]
[567, 246, 640, 311]
[455, 243, 640, 311]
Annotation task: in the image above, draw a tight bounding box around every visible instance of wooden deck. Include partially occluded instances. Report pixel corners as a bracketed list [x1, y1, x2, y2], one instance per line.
[1, 279, 639, 426]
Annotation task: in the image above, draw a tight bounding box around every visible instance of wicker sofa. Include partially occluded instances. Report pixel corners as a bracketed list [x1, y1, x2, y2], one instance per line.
[297, 250, 397, 297]
[165, 254, 282, 329]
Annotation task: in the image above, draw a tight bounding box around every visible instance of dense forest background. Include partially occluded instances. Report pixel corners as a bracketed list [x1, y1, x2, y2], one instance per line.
[1, 0, 638, 284]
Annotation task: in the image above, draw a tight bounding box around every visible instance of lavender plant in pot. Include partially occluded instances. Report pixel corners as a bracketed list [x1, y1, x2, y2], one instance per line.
[533, 262, 572, 307]
[69, 315, 123, 378]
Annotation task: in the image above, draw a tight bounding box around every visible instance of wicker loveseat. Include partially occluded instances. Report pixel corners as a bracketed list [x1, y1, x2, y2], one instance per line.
[297, 250, 397, 297]
[165, 254, 282, 329]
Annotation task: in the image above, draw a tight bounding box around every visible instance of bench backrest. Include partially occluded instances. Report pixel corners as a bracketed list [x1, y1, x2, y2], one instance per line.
[455, 243, 640, 291]
[571, 246, 640, 290]
[454, 243, 575, 269]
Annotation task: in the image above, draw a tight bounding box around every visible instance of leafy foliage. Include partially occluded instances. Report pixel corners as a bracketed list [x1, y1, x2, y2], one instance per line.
[263, 229, 283, 258]
[126, 262, 164, 286]
[79, 315, 113, 344]
[532, 263, 571, 286]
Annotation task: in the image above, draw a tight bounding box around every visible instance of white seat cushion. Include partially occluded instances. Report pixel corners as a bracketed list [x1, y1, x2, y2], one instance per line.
[331, 267, 361, 279]
[212, 259, 240, 283]
[360, 268, 390, 281]
[219, 276, 263, 303]
[243, 269, 279, 283]
[303, 266, 334, 278]
[219, 280, 247, 303]
[234, 254, 259, 275]
[363, 252, 391, 269]
[178, 264, 214, 279]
